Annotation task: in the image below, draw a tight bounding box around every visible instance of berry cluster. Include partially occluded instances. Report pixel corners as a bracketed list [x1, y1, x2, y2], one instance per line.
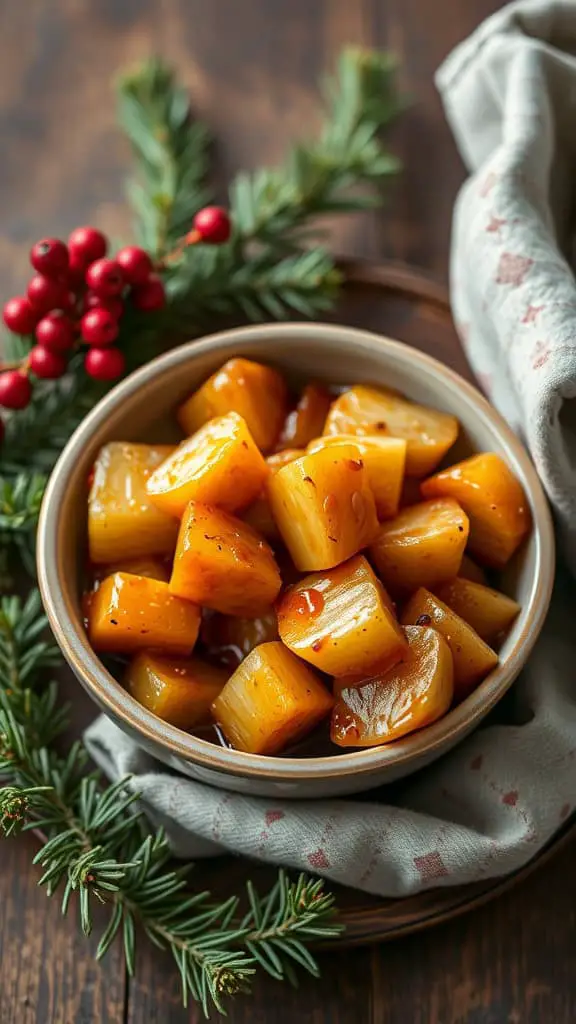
[0, 205, 232, 426]
[0, 228, 165, 412]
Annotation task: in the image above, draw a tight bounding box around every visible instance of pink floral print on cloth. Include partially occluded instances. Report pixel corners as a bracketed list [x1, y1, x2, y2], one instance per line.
[84, 1, 576, 898]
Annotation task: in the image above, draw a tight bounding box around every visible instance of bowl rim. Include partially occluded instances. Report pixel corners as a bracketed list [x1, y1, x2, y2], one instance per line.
[37, 321, 556, 782]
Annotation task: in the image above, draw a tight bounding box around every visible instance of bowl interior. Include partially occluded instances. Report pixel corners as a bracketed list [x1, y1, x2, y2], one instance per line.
[38, 323, 554, 782]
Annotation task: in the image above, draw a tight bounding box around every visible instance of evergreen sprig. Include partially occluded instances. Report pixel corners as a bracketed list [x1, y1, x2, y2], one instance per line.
[118, 47, 399, 331]
[231, 48, 401, 252]
[0, 48, 400, 1014]
[2, 362, 98, 478]
[0, 594, 341, 1014]
[0, 473, 47, 577]
[118, 58, 212, 256]
[167, 246, 341, 328]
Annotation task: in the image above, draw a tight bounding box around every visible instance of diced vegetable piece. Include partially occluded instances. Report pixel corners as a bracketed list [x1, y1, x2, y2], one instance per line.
[277, 384, 332, 450]
[146, 412, 267, 519]
[88, 573, 200, 655]
[201, 608, 279, 669]
[212, 641, 333, 754]
[85, 559, 170, 633]
[370, 498, 469, 596]
[331, 625, 454, 746]
[277, 554, 406, 677]
[125, 652, 227, 729]
[434, 577, 520, 643]
[169, 501, 281, 616]
[308, 434, 406, 520]
[421, 453, 531, 568]
[267, 444, 379, 571]
[177, 358, 289, 453]
[459, 553, 487, 585]
[401, 588, 498, 700]
[92, 556, 170, 584]
[88, 443, 179, 564]
[324, 385, 459, 476]
[243, 449, 304, 542]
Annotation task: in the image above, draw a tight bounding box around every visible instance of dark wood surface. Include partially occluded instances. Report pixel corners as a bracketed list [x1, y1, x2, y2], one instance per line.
[2, 1, 576, 1022]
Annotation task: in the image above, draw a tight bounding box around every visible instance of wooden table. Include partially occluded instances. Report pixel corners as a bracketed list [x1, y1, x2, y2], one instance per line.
[2, 2, 576, 1021]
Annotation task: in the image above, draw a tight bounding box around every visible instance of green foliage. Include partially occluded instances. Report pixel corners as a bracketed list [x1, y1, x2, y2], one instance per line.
[118, 58, 212, 256]
[0, 366, 99, 576]
[0, 593, 341, 1014]
[166, 246, 341, 328]
[2, 361, 97, 478]
[121, 47, 399, 330]
[0, 473, 47, 577]
[0, 47, 401, 1014]
[231, 48, 401, 251]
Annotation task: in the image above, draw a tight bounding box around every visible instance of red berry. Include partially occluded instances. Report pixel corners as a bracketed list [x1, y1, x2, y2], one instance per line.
[131, 274, 166, 312]
[193, 206, 232, 244]
[3, 295, 38, 334]
[116, 246, 154, 286]
[84, 346, 125, 381]
[35, 310, 76, 353]
[85, 258, 124, 298]
[27, 274, 72, 315]
[30, 238, 69, 278]
[29, 345, 67, 379]
[81, 308, 119, 346]
[84, 292, 123, 319]
[0, 370, 32, 410]
[68, 248, 89, 286]
[68, 226, 108, 268]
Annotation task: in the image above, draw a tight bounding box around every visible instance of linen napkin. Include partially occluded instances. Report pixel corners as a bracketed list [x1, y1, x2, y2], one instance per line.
[85, 0, 576, 898]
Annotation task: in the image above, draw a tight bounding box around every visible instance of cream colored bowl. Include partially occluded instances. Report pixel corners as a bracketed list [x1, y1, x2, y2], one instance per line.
[37, 323, 555, 798]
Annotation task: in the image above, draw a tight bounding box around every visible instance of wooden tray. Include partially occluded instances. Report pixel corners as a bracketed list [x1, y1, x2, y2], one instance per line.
[64, 257, 575, 947]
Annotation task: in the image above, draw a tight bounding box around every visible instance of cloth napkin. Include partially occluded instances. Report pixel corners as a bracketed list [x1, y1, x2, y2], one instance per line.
[85, 0, 576, 898]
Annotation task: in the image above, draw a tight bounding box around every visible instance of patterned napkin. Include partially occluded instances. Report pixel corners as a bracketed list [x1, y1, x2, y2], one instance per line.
[85, 0, 576, 897]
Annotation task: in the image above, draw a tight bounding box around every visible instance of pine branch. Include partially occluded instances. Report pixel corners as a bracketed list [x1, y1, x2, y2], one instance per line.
[166, 247, 341, 327]
[0, 592, 66, 745]
[230, 47, 401, 252]
[0, 473, 47, 577]
[0, 594, 341, 1016]
[116, 49, 399, 340]
[0, 785, 52, 836]
[118, 58, 212, 257]
[0, 369, 99, 577]
[2, 361, 97, 479]
[0, 474, 46, 533]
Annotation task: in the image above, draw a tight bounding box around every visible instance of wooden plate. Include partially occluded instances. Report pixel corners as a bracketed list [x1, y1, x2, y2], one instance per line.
[63, 257, 574, 946]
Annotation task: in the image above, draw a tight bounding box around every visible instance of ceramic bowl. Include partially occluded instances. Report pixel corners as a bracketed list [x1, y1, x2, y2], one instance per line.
[37, 322, 555, 798]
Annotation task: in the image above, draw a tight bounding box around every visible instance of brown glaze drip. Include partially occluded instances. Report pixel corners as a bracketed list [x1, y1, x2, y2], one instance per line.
[282, 586, 325, 622]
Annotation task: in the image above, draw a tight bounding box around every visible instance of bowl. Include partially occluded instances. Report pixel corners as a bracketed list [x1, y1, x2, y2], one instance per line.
[37, 322, 555, 798]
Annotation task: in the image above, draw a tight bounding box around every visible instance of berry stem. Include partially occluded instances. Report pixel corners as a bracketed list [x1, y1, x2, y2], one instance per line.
[0, 359, 26, 372]
[156, 229, 201, 270]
